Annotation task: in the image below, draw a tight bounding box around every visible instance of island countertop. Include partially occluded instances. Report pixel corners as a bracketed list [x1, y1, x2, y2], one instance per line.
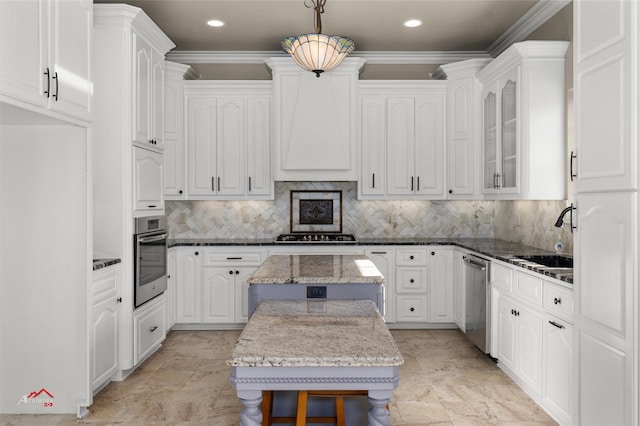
[227, 299, 404, 368]
[247, 254, 385, 285]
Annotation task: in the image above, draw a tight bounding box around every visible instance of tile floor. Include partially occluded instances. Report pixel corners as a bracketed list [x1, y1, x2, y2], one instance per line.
[0, 329, 557, 425]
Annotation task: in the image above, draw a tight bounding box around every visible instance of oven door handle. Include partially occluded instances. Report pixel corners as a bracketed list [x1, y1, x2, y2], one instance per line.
[138, 233, 167, 244]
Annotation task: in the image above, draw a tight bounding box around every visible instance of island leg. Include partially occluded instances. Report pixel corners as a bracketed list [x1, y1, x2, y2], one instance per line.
[237, 390, 262, 426]
[368, 390, 392, 426]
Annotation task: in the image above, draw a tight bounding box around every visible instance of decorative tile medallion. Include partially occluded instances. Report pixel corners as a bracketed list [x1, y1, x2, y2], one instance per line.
[290, 190, 342, 233]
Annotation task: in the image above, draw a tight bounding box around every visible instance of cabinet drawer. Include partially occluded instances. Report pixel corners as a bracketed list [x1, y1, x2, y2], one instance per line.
[396, 267, 428, 293]
[544, 282, 574, 323]
[134, 299, 166, 364]
[515, 270, 543, 307]
[491, 262, 513, 293]
[396, 295, 428, 322]
[396, 249, 427, 266]
[92, 265, 120, 303]
[203, 251, 265, 266]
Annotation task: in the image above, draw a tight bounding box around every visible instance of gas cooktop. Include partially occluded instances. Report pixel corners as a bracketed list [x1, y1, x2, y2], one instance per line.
[274, 233, 358, 243]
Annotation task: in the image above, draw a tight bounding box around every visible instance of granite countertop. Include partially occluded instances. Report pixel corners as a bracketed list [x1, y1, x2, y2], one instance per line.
[227, 299, 404, 368]
[168, 237, 573, 284]
[92, 258, 121, 271]
[247, 254, 384, 284]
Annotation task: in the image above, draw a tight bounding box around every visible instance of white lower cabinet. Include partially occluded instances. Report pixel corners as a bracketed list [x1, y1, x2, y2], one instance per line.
[395, 248, 429, 323]
[91, 264, 122, 393]
[364, 248, 395, 322]
[396, 295, 428, 322]
[495, 289, 543, 396]
[491, 259, 574, 425]
[542, 314, 572, 426]
[172, 247, 265, 326]
[428, 248, 454, 323]
[133, 295, 166, 365]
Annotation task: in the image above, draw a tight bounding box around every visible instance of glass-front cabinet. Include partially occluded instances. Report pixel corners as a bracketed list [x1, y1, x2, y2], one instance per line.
[482, 67, 519, 195]
[477, 41, 567, 200]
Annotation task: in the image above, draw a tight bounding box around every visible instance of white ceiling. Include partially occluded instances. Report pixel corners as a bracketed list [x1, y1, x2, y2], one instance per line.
[93, 0, 571, 79]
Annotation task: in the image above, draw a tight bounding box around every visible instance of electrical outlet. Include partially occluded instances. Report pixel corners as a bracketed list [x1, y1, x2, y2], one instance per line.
[460, 213, 469, 223]
[241, 207, 250, 223]
[178, 213, 186, 224]
[307, 286, 327, 299]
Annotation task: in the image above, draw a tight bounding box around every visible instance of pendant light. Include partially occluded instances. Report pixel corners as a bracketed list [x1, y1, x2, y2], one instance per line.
[281, 0, 355, 77]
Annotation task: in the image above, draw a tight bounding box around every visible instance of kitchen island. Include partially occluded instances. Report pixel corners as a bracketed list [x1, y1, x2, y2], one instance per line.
[247, 254, 386, 316]
[227, 299, 403, 426]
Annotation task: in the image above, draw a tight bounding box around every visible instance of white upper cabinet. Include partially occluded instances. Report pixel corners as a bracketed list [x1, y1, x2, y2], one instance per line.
[433, 59, 490, 199]
[163, 62, 192, 200]
[266, 57, 365, 181]
[133, 146, 164, 215]
[477, 41, 569, 200]
[184, 82, 273, 200]
[0, 0, 92, 123]
[358, 81, 447, 199]
[133, 31, 165, 150]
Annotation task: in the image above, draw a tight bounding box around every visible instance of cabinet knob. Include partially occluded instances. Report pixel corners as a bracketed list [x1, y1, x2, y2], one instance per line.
[179, 190, 183, 194]
[195, 251, 199, 256]
[449, 189, 453, 194]
[409, 279, 415, 283]
[410, 255, 414, 260]
[229, 270, 234, 275]
[410, 307, 415, 312]
[235, 270, 240, 275]
[116, 297, 122, 303]
[511, 309, 515, 315]
[149, 325, 158, 332]
[431, 251, 435, 256]
[554, 297, 561, 305]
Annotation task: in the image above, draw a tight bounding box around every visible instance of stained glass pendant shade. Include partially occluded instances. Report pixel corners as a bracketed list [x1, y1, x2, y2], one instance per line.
[281, 0, 355, 77]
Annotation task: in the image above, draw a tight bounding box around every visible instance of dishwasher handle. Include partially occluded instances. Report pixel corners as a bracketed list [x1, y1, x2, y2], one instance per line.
[463, 255, 487, 271]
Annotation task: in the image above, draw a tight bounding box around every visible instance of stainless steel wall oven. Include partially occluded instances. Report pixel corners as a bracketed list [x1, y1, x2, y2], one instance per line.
[133, 216, 167, 308]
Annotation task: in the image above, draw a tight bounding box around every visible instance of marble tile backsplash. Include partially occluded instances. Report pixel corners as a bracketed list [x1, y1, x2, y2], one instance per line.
[166, 182, 494, 239]
[165, 182, 574, 254]
[494, 200, 574, 254]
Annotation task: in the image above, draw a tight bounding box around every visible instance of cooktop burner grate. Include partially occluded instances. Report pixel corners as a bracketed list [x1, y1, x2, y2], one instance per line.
[274, 233, 358, 243]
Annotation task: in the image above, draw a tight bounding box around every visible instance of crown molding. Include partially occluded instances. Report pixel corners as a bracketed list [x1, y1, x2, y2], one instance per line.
[166, 50, 491, 65]
[486, 0, 571, 57]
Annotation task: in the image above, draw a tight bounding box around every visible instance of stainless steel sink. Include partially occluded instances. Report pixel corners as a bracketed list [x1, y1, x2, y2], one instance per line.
[517, 255, 573, 268]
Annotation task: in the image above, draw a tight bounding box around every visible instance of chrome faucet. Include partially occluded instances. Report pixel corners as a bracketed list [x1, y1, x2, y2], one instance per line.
[554, 203, 576, 229]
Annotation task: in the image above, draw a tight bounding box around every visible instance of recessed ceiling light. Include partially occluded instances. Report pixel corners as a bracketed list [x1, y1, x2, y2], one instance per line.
[403, 19, 422, 28]
[207, 19, 225, 27]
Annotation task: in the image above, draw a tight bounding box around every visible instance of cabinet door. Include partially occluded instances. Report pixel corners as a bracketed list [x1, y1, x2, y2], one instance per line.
[202, 267, 235, 323]
[499, 68, 519, 193]
[0, 0, 47, 108]
[166, 248, 177, 329]
[133, 34, 152, 145]
[133, 147, 164, 214]
[543, 316, 572, 426]
[447, 78, 476, 198]
[234, 266, 257, 324]
[396, 267, 427, 293]
[246, 96, 272, 196]
[575, 0, 636, 192]
[396, 295, 427, 322]
[428, 249, 454, 323]
[150, 53, 165, 149]
[516, 303, 543, 395]
[387, 97, 415, 195]
[414, 96, 445, 196]
[365, 248, 394, 322]
[91, 295, 119, 391]
[217, 97, 245, 196]
[164, 137, 184, 198]
[496, 293, 517, 372]
[360, 97, 386, 196]
[187, 97, 218, 196]
[452, 251, 465, 330]
[176, 249, 201, 323]
[50, 0, 92, 121]
[482, 85, 498, 193]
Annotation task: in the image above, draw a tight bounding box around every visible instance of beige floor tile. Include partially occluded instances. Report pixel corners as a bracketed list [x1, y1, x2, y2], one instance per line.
[0, 329, 557, 425]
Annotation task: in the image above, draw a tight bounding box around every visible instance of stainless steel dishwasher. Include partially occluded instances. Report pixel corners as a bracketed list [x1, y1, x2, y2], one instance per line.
[463, 254, 490, 353]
